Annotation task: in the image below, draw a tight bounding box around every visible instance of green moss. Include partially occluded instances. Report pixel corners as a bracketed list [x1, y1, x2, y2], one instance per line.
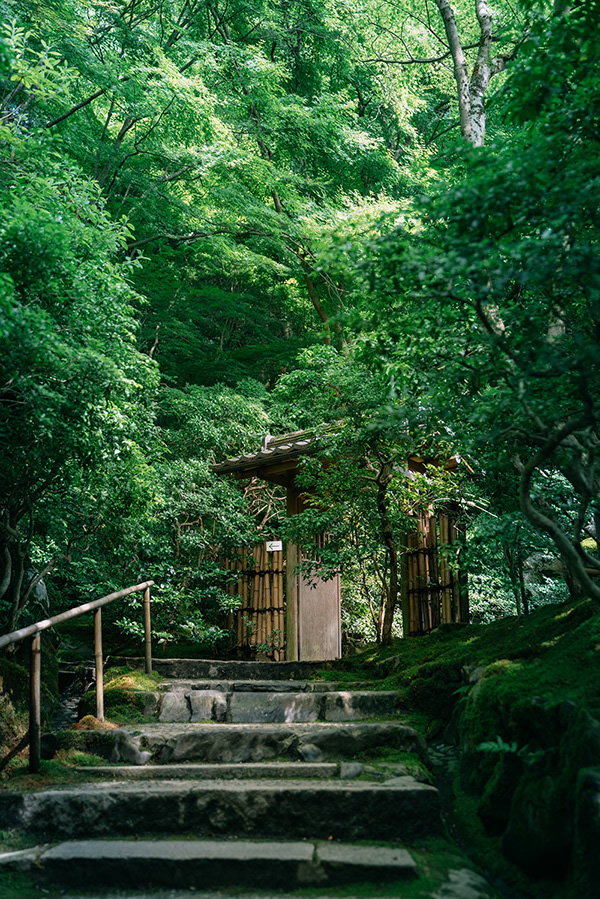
[101, 665, 164, 692]
[0, 870, 42, 899]
[0, 659, 30, 713]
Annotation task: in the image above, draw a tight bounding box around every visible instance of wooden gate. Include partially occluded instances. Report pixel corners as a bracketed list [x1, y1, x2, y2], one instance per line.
[224, 543, 285, 660]
[403, 510, 469, 635]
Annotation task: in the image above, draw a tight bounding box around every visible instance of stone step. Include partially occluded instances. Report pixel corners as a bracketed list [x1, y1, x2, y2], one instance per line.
[157, 679, 374, 693]
[74, 762, 338, 780]
[155, 688, 402, 724]
[0, 838, 417, 890]
[88, 721, 426, 765]
[113, 658, 340, 681]
[0, 777, 441, 842]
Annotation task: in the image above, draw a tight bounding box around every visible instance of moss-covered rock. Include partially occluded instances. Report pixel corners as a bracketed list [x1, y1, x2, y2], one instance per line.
[502, 772, 572, 878]
[574, 767, 600, 895]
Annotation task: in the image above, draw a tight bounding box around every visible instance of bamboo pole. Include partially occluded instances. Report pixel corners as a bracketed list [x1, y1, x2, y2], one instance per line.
[260, 544, 268, 648]
[29, 634, 41, 774]
[236, 554, 243, 650]
[94, 608, 104, 723]
[440, 514, 452, 624]
[144, 586, 152, 674]
[0, 581, 155, 650]
[278, 550, 284, 660]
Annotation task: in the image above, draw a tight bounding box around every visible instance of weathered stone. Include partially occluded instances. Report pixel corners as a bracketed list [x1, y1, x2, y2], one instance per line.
[574, 767, 600, 893]
[316, 842, 416, 882]
[433, 867, 495, 899]
[137, 691, 160, 717]
[502, 772, 572, 878]
[297, 743, 324, 762]
[114, 721, 426, 764]
[113, 657, 338, 681]
[74, 762, 338, 780]
[108, 730, 151, 766]
[188, 691, 224, 722]
[339, 762, 364, 780]
[34, 839, 316, 889]
[228, 692, 321, 723]
[0, 839, 418, 890]
[323, 691, 400, 722]
[41, 732, 59, 760]
[0, 777, 441, 843]
[213, 691, 227, 722]
[158, 692, 190, 723]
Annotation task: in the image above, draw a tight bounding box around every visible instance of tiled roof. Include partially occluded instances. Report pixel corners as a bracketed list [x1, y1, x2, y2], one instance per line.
[211, 430, 317, 475]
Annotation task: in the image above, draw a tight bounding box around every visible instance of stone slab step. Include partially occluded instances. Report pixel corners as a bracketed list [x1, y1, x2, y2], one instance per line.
[156, 689, 402, 724]
[97, 721, 426, 765]
[157, 679, 375, 693]
[0, 777, 441, 842]
[113, 658, 340, 681]
[0, 839, 417, 889]
[74, 762, 338, 780]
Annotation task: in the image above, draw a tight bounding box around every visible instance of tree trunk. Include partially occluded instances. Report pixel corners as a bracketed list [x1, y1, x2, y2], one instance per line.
[516, 424, 600, 603]
[435, 0, 502, 147]
[377, 460, 399, 645]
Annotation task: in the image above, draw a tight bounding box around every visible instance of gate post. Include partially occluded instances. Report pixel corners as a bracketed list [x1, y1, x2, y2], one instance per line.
[29, 633, 41, 773]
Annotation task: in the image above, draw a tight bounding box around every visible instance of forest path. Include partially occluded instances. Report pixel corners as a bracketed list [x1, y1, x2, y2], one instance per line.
[0, 659, 498, 897]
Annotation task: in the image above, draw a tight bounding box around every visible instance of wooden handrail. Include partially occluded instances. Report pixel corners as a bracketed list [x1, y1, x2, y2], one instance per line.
[0, 579, 154, 773]
[0, 580, 155, 650]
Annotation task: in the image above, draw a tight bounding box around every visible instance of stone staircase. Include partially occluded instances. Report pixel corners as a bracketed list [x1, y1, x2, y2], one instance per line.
[0, 658, 445, 893]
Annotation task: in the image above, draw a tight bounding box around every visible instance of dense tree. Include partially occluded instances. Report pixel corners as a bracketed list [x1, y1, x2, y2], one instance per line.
[271, 347, 462, 643]
[2, 0, 595, 650]
[0, 127, 158, 631]
[361, 0, 600, 602]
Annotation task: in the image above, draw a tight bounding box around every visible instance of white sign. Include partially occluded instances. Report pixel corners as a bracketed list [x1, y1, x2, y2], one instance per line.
[266, 540, 283, 552]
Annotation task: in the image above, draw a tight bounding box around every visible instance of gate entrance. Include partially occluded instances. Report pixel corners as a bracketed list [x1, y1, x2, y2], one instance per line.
[213, 431, 468, 661]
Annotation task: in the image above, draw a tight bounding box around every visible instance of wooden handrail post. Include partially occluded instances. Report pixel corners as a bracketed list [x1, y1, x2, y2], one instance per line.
[94, 607, 104, 722]
[29, 634, 41, 773]
[144, 586, 152, 674]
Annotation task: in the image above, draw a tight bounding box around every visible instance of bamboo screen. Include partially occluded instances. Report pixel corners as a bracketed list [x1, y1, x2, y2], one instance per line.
[404, 511, 467, 635]
[224, 543, 285, 660]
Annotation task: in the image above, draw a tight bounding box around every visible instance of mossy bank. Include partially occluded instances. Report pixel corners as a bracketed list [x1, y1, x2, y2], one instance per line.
[346, 597, 600, 898]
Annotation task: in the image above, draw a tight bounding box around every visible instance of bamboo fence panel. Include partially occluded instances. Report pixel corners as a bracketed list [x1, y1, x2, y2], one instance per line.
[404, 511, 465, 635]
[222, 543, 285, 659]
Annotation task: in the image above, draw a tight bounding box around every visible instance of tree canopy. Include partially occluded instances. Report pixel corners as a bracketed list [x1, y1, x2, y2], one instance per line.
[1, 0, 598, 648]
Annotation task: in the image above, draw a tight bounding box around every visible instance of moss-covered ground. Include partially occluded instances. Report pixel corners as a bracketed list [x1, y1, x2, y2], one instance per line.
[328, 597, 600, 728]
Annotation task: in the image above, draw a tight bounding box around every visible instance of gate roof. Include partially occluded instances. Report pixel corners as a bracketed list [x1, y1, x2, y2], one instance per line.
[211, 430, 316, 486]
[212, 429, 463, 487]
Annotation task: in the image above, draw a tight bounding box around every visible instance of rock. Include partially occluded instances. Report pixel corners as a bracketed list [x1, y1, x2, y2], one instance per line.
[323, 691, 400, 722]
[1, 777, 441, 842]
[188, 691, 224, 722]
[108, 731, 152, 766]
[502, 772, 572, 878]
[477, 752, 525, 835]
[137, 691, 160, 717]
[574, 767, 600, 893]
[158, 692, 190, 723]
[228, 692, 321, 723]
[297, 743, 324, 762]
[433, 867, 495, 898]
[339, 762, 363, 780]
[0, 839, 417, 890]
[41, 732, 58, 760]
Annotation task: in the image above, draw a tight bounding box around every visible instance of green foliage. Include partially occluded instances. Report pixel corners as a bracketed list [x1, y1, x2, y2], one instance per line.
[360, 0, 600, 606]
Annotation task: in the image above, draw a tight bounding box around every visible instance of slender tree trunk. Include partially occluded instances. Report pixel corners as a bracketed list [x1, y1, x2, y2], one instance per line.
[377, 460, 399, 645]
[435, 0, 505, 147]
